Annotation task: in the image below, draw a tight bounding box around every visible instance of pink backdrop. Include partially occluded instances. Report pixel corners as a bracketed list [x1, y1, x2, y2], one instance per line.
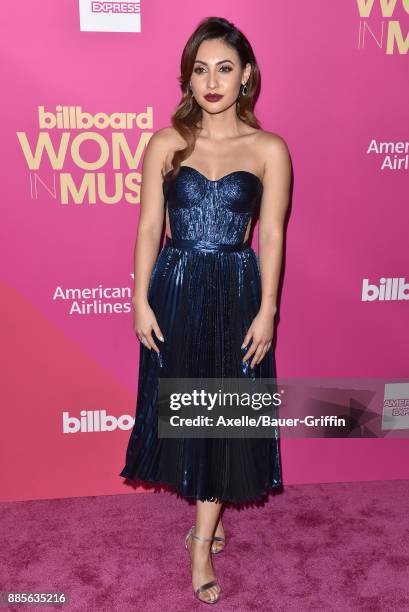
[1, 1, 408, 502]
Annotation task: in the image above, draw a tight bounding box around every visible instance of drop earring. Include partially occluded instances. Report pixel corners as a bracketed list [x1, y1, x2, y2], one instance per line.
[241, 82, 248, 96]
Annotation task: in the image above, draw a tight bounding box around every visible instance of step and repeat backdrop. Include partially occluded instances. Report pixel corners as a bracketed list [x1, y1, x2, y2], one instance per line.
[1, 1, 408, 501]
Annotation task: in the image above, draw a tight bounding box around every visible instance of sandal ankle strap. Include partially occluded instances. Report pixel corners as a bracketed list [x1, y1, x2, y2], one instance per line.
[191, 531, 214, 543]
[212, 535, 225, 542]
[187, 524, 223, 543]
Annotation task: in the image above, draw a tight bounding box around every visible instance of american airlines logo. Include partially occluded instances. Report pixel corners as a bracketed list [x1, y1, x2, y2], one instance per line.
[79, 0, 141, 32]
[367, 139, 409, 171]
[63, 410, 134, 433]
[362, 278, 409, 301]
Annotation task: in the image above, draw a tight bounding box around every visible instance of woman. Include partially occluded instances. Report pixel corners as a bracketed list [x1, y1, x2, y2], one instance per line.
[120, 16, 291, 604]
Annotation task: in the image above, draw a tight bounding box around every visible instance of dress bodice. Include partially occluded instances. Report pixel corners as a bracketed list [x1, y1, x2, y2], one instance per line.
[163, 166, 263, 244]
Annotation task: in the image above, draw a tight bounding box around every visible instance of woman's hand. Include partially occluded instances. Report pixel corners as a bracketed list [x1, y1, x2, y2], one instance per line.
[241, 306, 276, 369]
[132, 297, 164, 353]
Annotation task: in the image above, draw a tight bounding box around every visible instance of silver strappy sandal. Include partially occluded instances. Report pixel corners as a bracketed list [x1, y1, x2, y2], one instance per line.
[185, 523, 225, 554]
[211, 533, 226, 555]
[185, 525, 222, 604]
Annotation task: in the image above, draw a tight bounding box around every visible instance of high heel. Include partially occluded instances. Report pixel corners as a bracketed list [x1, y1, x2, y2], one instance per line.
[185, 525, 222, 604]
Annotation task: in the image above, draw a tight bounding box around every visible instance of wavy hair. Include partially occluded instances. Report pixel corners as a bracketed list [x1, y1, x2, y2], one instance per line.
[168, 16, 262, 180]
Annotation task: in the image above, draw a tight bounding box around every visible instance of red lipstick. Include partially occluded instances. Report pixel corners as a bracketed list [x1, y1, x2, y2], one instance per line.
[204, 94, 223, 102]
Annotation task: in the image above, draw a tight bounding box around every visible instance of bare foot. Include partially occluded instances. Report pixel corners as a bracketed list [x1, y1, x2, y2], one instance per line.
[186, 529, 221, 603]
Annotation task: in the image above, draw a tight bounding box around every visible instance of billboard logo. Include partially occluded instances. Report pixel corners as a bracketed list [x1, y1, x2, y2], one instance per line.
[63, 410, 134, 433]
[362, 277, 409, 301]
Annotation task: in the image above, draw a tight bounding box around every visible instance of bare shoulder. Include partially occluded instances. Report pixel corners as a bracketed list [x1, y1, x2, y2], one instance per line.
[256, 129, 290, 159]
[146, 127, 186, 172]
[143, 127, 186, 174]
[149, 126, 186, 152]
[145, 126, 178, 152]
[254, 130, 291, 180]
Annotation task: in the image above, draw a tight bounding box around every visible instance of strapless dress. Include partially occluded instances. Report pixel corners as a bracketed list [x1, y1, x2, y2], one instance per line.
[119, 165, 282, 504]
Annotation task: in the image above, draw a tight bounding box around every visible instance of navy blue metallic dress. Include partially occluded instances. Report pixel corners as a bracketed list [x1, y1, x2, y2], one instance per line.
[119, 165, 282, 504]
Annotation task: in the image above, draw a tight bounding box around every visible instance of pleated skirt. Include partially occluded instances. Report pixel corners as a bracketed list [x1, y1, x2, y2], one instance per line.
[119, 237, 282, 504]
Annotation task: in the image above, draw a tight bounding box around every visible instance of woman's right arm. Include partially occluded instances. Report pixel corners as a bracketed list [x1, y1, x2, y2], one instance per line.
[132, 129, 170, 353]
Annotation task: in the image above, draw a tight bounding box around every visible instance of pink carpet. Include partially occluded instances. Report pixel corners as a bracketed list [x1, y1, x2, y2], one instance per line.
[2, 479, 409, 611]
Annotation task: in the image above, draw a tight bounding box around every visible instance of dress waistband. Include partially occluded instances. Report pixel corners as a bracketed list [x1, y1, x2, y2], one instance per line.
[165, 236, 250, 253]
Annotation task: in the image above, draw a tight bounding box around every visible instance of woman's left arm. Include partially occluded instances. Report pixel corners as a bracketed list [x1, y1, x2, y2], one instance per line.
[241, 134, 291, 369]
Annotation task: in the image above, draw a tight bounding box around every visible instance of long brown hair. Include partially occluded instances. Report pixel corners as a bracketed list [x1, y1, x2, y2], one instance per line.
[168, 16, 262, 180]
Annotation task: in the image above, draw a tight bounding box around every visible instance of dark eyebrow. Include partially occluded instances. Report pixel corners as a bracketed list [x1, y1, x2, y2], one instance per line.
[193, 59, 235, 66]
